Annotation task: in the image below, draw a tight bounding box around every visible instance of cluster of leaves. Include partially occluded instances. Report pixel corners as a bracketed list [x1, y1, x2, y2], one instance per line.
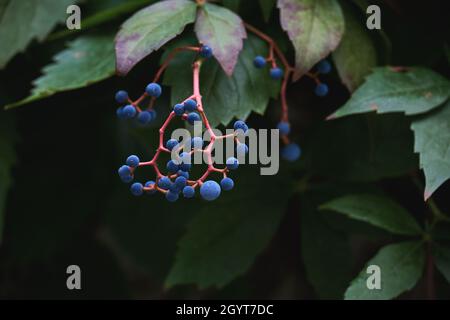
[0, 0, 449, 300]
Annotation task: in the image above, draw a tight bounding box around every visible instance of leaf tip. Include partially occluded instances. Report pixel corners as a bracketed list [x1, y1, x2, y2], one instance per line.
[326, 113, 337, 120]
[388, 66, 410, 73]
[115, 68, 127, 77]
[292, 69, 304, 82]
[369, 103, 379, 111]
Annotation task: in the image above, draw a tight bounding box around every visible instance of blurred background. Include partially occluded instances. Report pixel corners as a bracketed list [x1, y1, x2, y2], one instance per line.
[0, 0, 449, 299]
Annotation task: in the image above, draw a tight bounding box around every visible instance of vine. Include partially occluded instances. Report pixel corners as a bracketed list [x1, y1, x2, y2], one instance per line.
[116, 22, 333, 201]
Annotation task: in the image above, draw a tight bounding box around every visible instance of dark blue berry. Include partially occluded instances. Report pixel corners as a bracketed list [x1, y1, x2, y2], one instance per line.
[178, 152, 191, 164]
[315, 83, 329, 97]
[175, 176, 187, 188]
[116, 107, 126, 119]
[191, 137, 203, 149]
[177, 170, 189, 179]
[118, 165, 131, 177]
[183, 186, 195, 198]
[121, 175, 133, 183]
[184, 99, 197, 112]
[144, 181, 157, 195]
[226, 157, 239, 170]
[169, 183, 182, 194]
[234, 120, 248, 133]
[173, 103, 185, 116]
[277, 121, 290, 135]
[123, 105, 137, 118]
[187, 112, 201, 125]
[253, 56, 266, 68]
[126, 155, 140, 168]
[158, 176, 172, 190]
[199, 45, 213, 58]
[166, 139, 179, 151]
[220, 177, 234, 191]
[119, 168, 133, 183]
[166, 191, 179, 202]
[137, 111, 153, 125]
[149, 109, 157, 120]
[200, 180, 221, 201]
[130, 182, 144, 196]
[179, 152, 191, 172]
[145, 83, 162, 97]
[167, 160, 180, 173]
[317, 60, 332, 74]
[115, 90, 128, 104]
[270, 67, 283, 80]
[180, 163, 191, 172]
[236, 143, 248, 155]
[281, 143, 301, 162]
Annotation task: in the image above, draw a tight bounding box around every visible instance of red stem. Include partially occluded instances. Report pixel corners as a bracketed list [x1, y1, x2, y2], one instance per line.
[244, 23, 292, 124]
[244, 23, 323, 129]
[136, 50, 236, 194]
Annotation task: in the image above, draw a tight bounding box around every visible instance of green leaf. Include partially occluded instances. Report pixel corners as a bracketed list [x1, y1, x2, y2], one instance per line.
[431, 224, 450, 242]
[105, 188, 197, 281]
[329, 67, 450, 119]
[195, 3, 246, 76]
[4, 34, 116, 109]
[348, 0, 391, 64]
[332, 3, 377, 92]
[301, 190, 352, 299]
[303, 182, 392, 239]
[115, 0, 197, 75]
[0, 114, 17, 243]
[302, 113, 418, 181]
[165, 167, 291, 289]
[411, 101, 450, 200]
[47, 0, 153, 41]
[345, 241, 425, 300]
[0, 0, 76, 68]
[163, 34, 280, 127]
[259, 0, 276, 21]
[432, 244, 450, 283]
[319, 194, 422, 236]
[277, 0, 345, 79]
[445, 43, 450, 65]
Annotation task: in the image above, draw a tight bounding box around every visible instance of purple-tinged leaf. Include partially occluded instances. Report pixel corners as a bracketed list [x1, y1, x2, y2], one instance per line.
[115, 0, 196, 76]
[0, 0, 78, 68]
[277, 0, 345, 80]
[195, 3, 247, 76]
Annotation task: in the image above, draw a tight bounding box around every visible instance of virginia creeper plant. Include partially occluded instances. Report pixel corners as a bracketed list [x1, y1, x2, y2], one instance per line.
[0, 0, 449, 300]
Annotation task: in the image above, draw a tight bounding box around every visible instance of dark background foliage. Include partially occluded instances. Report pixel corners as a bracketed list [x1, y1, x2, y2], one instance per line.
[0, 0, 449, 299]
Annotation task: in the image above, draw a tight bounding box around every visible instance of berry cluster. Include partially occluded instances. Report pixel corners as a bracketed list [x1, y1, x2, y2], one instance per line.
[117, 46, 248, 202]
[246, 23, 334, 163]
[252, 54, 301, 162]
[115, 83, 161, 125]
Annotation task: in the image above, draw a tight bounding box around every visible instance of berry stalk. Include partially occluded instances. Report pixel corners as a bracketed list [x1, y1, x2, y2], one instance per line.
[117, 45, 247, 202]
